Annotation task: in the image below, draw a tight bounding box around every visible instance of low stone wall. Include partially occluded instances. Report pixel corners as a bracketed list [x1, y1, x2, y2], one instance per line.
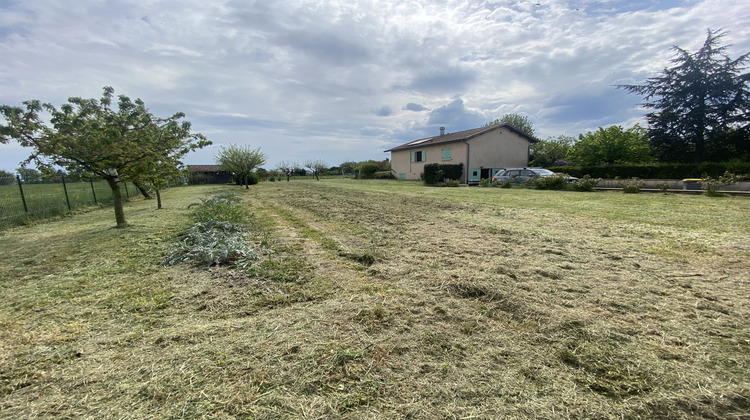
[597, 179, 750, 192]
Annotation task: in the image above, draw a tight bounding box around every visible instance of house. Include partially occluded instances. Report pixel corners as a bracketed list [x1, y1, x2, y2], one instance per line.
[385, 124, 538, 183]
[187, 165, 233, 184]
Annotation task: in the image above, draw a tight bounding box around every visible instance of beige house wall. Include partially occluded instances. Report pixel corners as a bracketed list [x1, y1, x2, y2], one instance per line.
[468, 128, 530, 169]
[391, 141, 468, 181]
[389, 128, 531, 182]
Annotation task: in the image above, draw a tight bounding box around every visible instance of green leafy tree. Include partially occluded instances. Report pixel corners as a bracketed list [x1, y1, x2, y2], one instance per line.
[568, 125, 652, 166]
[0, 169, 15, 181]
[215, 144, 267, 189]
[530, 135, 575, 167]
[0, 86, 210, 228]
[303, 159, 327, 181]
[485, 113, 536, 137]
[357, 161, 380, 179]
[618, 29, 750, 163]
[339, 161, 357, 175]
[16, 166, 42, 183]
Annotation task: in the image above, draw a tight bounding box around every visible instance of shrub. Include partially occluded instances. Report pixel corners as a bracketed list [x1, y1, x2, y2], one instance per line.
[479, 178, 490, 188]
[423, 164, 443, 185]
[424, 163, 464, 185]
[190, 192, 248, 225]
[618, 177, 644, 194]
[496, 180, 512, 188]
[359, 162, 380, 179]
[570, 175, 601, 192]
[655, 182, 670, 193]
[447, 180, 460, 187]
[534, 174, 570, 190]
[441, 163, 464, 181]
[163, 221, 258, 266]
[701, 171, 737, 197]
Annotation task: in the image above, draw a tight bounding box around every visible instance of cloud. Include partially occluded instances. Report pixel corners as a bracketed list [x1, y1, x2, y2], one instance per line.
[403, 103, 428, 112]
[0, 0, 749, 170]
[374, 106, 393, 117]
[423, 98, 488, 135]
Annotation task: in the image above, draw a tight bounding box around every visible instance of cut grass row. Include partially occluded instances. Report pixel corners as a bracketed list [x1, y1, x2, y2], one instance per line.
[0, 180, 142, 228]
[1, 180, 748, 418]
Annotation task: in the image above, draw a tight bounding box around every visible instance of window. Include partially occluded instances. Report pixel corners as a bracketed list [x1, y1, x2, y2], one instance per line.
[441, 147, 452, 161]
[411, 150, 426, 162]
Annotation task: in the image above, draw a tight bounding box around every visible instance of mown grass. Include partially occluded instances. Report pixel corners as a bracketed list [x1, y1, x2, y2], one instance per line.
[1, 179, 749, 418]
[0, 180, 141, 228]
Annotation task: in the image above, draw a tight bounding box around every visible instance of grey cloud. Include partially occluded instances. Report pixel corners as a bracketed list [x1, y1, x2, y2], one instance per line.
[403, 103, 428, 111]
[375, 106, 393, 117]
[407, 66, 478, 94]
[426, 98, 486, 131]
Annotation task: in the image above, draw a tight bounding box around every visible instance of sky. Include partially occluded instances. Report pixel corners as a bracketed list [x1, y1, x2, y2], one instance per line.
[1, 0, 749, 172]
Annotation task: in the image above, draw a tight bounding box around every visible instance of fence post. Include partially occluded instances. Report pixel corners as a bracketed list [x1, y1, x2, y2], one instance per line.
[16, 175, 29, 213]
[61, 175, 71, 212]
[90, 178, 98, 205]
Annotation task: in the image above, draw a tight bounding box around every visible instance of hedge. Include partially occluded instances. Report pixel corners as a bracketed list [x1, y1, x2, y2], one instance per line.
[547, 161, 750, 180]
[424, 163, 464, 185]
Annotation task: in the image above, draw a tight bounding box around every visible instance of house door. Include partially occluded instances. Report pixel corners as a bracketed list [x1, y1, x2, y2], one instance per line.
[480, 168, 494, 180]
[469, 168, 481, 183]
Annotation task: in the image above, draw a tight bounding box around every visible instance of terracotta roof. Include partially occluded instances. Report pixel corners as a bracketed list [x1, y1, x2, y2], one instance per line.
[187, 165, 224, 172]
[384, 124, 538, 152]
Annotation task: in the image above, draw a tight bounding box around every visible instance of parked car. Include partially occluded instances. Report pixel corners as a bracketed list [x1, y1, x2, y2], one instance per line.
[492, 168, 577, 183]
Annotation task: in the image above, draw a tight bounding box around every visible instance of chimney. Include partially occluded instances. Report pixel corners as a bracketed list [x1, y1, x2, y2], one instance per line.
[440, 127, 445, 136]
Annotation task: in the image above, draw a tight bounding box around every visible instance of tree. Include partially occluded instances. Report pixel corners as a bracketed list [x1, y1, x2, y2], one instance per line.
[215, 144, 267, 189]
[0, 169, 15, 181]
[485, 113, 536, 137]
[303, 159, 327, 181]
[339, 161, 357, 175]
[618, 29, 750, 163]
[568, 125, 652, 166]
[530, 135, 575, 167]
[16, 166, 41, 183]
[0, 86, 210, 228]
[276, 161, 300, 182]
[357, 161, 380, 179]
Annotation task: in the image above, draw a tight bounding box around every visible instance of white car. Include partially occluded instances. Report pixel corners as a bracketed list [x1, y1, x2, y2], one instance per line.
[492, 168, 577, 183]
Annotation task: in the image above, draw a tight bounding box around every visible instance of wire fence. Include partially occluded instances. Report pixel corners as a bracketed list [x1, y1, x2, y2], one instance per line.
[0, 175, 142, 228]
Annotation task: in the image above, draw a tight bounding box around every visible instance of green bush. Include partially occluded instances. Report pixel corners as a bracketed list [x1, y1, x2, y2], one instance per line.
[424, 163, 464, 185]
[701, 171, 737, 197]
[190, 192, 248, 225]
[618, 178, 644, 194]
[441, 163, 464, 181]
[423, 164, 442, 185]
[570, 175, 601, 192]
[479, 178, 490, 188]
[534, 174, 570, 190]
[359, 162, 380, 179]
[447, 180, 460, 187]
[496, 180, 512, 188]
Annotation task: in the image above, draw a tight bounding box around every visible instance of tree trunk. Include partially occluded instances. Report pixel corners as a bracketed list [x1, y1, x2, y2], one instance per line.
[106, 176, 128, 228]
[156, 188, 162, 210]
[314, 171, 319, 181]
[245, 174, 249, 189]
[134, 182, 153, 199]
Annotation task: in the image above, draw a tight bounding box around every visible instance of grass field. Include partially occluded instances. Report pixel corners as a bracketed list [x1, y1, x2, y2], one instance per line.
[0, 179, 142, 228]
[1, 180, 749, 418]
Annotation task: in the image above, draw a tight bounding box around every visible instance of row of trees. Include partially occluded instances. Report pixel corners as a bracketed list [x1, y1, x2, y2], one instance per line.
[509, 30, 749, 168]
[0, 86, 211, 227]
